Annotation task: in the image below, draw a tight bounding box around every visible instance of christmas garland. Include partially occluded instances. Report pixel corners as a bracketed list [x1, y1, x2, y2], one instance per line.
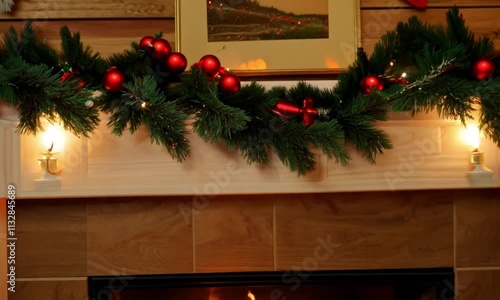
[0, 8, 499, 175]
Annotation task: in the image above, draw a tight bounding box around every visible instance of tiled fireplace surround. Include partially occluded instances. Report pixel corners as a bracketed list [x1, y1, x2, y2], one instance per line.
[10, 189, 500, 299]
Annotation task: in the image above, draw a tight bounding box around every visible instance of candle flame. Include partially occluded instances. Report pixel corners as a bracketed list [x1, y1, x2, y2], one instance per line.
[247, 291, 255, 300]
[463, 125, 480, 150]
[42, 124, 65, 153]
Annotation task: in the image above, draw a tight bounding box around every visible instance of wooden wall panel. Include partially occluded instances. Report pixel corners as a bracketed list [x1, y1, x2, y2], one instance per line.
[194, 196, 274, 272]
[10, 279, 87, 300]
[15, 200, 87, 277]
[87, 197, 193, 275]
[361, 0, 500, 8]
[456, 270, 500, 300]
[1, 8, 497, 59]
[1, 0, 499, 20]
[275, 191, 454, 270]
[0, 20, 174, 58]
[456, 189, 500, 268]
[361, 8, 500, 54]
[0, 0, 175, 19]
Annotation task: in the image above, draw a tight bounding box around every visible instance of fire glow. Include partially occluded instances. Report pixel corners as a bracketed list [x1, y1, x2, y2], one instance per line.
[247, 290, 255, 300]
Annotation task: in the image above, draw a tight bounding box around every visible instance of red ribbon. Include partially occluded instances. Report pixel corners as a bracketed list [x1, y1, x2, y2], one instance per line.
[271, 98, 318, 126]
[405, 0, 428, 9]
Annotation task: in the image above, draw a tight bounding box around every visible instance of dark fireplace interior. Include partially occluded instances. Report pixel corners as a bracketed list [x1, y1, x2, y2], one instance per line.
[88, 268, 454, 300]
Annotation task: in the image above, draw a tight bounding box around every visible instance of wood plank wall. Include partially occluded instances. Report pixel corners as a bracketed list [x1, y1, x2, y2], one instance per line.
[1, 1, 500, 300]
[0, 1, 499, 58]
[4, 189, 500, 300]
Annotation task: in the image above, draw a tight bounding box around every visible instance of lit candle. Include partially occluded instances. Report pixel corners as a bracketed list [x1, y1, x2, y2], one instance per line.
[463, 124, 494, 182]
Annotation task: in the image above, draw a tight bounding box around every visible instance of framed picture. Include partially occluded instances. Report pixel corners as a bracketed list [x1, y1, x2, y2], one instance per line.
[175, 0, 360, 77]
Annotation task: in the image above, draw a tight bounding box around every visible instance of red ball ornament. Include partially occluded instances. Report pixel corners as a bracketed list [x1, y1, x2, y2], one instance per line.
[360, 75, 384, 95]
[61, 71, 74, 82]
[218, 67, 227, 76]
[472, 58, 496, 80]
[103, 67, 125, 92]
[198, 54, 221, 77]
[61, 70, 86, 90]
[218, 74, 241, 95]
[166, 52, 188, 74]
[139, 36, 154, 50]
[149, 38, 172, 61]
[405, 0, 428, 9]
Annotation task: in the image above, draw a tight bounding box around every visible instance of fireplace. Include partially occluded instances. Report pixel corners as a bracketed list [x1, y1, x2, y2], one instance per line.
[88, 268, 454, 300]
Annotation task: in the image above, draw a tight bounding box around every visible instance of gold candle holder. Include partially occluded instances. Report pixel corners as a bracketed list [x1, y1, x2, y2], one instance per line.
[467, 148, 493, 185]
[37, 142, 61, 181]
[38, 151, 59, 175]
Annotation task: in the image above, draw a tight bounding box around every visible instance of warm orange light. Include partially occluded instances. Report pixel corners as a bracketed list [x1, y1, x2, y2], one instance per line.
[463, 125, 480, 150]
[247, 290, 256, 300]
[324, 56, 340, 68]
[42, 124, 65, 153]
[239, 58, 267, 70]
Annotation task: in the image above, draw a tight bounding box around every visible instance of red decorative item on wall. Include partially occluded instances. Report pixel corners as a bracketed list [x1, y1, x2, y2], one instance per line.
[405, 0, 428, 9]
[271, 98, 318, 126]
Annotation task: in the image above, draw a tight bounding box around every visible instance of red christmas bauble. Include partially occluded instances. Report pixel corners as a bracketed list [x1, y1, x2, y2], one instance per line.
[472, 58, 496, 80]
[139, 36, 155, 50]
[61, 71, 74, 82]
[218, 74, 241, 95]
[360, 75, 384, 95]
[103, 67, 125, 92]
[166, 52, 188, 74]
[218, 67, 227, 76]
[61, 70, 86, 90]
[406, 0, 428, 9]
[150, 38, 172, 61]
[198, 54, 221, 77]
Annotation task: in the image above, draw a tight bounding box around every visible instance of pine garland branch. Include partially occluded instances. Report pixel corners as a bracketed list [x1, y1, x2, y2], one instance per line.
[477, 77, 500, 147]
[446, 7, 495, 59]
[1, 8, 500, 175]
[336, 94, 393, 163]
[271, 121, 317, 175]
[225, 116, 275, 166]
[107, 45, 154, 83]
[307, 121, 349, 164]
[176, 68, 250, 143]
[143, 101, 190, 162]
[1, 57, 99, 136]
[101, 75, 190, 162]
[222, 83, 278, 166]
[59, 26, 107, 86]
[13, 22, 59, 69]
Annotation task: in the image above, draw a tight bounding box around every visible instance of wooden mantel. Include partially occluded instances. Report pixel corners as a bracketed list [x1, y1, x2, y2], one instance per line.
[1, 94, 499, 199]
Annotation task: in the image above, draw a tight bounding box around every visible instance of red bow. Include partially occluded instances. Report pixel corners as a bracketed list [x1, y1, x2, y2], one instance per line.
[271, 98, 318, 126]
[405, 0, 428, 9]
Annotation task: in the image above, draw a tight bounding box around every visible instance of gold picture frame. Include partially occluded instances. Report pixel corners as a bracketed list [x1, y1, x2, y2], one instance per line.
[176, 0, 360, 78]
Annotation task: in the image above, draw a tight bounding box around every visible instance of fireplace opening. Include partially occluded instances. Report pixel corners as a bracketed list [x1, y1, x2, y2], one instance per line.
[88, 268, 454, 300]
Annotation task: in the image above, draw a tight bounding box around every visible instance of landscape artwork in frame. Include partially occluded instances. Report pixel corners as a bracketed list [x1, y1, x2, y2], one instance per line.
[176, 0, 360, 76]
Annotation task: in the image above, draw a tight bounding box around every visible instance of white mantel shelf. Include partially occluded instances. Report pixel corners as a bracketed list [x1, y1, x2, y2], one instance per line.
[1, 108, 500, 199]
